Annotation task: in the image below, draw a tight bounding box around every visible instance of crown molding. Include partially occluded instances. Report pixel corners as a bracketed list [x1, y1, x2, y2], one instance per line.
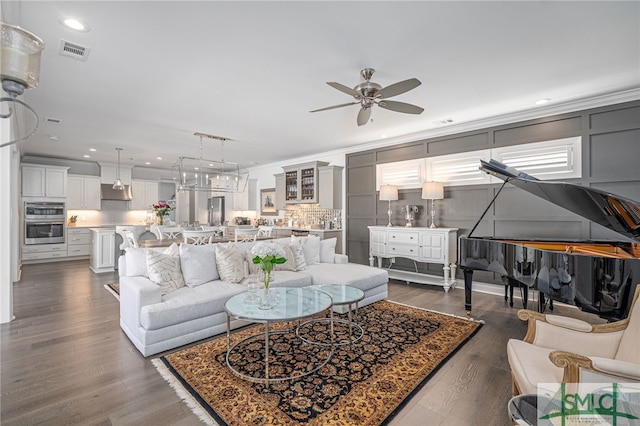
[247, 89, 640, 172]
[349, 88, 640, 153]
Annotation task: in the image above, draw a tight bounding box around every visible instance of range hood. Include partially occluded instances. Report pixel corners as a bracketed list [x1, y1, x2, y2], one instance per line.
[101, 184, 133, 201]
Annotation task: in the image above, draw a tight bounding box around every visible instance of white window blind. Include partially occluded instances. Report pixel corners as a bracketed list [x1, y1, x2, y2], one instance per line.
[426, 150, 492, 186]
[376, 159, 425, 190]
[492, 137, 581, 180]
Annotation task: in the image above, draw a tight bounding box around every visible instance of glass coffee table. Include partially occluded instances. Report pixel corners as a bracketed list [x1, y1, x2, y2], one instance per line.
[225, 287, 333, 383]
[297, 284, 365, 348]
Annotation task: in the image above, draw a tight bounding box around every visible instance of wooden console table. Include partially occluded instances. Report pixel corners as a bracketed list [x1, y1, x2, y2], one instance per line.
[368, 226, 458, 292]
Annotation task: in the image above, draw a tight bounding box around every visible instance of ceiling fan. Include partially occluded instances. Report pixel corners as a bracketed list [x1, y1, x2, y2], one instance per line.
[310, 68, 424, 126]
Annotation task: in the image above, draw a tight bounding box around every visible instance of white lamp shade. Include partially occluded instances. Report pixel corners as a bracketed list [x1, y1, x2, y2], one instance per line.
[421, 182, 444, 200]
[379, 184, 398, 201]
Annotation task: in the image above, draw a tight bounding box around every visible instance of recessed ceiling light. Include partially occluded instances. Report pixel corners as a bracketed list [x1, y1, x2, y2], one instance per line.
[145, 162, 151, 165]
[60, 17, 90, 32]
[89, 148, 96, 152]
[83, 155, 90, 158]
[380, 134, 388, 139]
[156, 157, 162, 160]
[535, 98, 551, 105]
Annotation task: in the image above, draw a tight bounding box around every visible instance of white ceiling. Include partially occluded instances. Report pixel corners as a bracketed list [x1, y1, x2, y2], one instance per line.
[5, 1, 640, 170]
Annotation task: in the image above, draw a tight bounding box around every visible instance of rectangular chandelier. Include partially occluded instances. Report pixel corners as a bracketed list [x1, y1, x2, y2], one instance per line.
[172, 132, 249, 193]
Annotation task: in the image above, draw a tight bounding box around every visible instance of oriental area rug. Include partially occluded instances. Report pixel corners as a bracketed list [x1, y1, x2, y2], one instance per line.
[104, 283, 120, 300]
[153, 300, 483, 426]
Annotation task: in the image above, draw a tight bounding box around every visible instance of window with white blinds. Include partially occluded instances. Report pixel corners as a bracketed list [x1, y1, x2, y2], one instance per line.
[375, 159, 425, 190]
[492, 137, 581, 180]
[426, 151, 493, 186]
[375, 136, 582, 189]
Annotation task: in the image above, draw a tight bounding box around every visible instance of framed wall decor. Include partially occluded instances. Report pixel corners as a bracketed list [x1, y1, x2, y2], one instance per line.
[260, 188, 278, 216]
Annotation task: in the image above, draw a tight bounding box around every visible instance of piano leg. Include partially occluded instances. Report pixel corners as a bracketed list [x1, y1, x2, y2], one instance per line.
[463, 268, 473, 315]
[537, 293, 554, 312]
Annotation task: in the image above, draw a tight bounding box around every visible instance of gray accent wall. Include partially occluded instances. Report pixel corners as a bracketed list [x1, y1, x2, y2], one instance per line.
[346, 101, 640, 284]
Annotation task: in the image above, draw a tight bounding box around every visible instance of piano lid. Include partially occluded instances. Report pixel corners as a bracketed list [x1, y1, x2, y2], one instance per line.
[480, 159, 640, 242]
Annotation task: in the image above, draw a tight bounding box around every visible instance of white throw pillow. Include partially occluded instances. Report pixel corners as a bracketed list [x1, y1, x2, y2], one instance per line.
[146, 248, 185, 295]
[179, 243, 219, 287]
[288, 240, 307, 271]
[124, 247, 149, 277]
[275, 245, 296, 271]
[124, 243, 179, 277]
[215, 244, 245, 283]
[246, 249, 260, 275]
[291, 234, 320, 265]
[319, 238, 337, 263]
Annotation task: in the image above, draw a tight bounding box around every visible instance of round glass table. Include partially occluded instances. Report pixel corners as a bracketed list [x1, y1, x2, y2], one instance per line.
[224, 286, 333, 383]
[297, 284, 365, 347]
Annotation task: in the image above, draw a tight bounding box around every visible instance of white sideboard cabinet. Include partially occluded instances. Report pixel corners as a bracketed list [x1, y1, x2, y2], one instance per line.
[368, 226, 458, 291]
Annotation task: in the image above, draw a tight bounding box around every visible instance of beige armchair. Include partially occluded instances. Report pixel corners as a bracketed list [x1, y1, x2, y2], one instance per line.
[507, 284, 640, 397]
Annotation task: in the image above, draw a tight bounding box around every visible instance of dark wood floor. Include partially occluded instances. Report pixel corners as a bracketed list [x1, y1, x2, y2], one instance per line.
[1, 260, 601, 425]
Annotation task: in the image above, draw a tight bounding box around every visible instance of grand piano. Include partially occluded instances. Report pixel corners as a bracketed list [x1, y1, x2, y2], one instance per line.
[460, 159, 640, 320]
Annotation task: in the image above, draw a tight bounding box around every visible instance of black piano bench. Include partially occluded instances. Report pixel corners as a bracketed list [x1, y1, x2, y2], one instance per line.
[503, 277, 529, 309]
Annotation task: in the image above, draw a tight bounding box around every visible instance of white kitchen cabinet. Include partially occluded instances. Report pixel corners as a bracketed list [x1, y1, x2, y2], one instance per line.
[282, 161, 329, 204]
[318, 165, 343, 209]
[99, 164, 132, 185]
[90, 229, 115, 273]
[67, 175, 101, 210]
[232, 179, 257, 211]
[274, 173, 286, 209]
[368, 226, 458, 292]
[131, 180, 159, 210]
[67, 227, 91, 257]
[22, 164, 68, 198]
[21, 243, 68, 262]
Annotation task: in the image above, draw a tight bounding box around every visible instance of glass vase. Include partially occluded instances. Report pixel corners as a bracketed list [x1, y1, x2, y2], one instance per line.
[259, 287, 274, 310]
[258, 269, 274, 310]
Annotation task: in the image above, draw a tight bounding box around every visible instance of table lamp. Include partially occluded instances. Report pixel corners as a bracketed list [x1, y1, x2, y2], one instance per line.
[379, 184, 398, 227]
[421, 182, 444, 228]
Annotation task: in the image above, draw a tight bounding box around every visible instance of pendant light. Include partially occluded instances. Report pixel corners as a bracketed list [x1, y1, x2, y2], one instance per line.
[113, 147, 124, 190]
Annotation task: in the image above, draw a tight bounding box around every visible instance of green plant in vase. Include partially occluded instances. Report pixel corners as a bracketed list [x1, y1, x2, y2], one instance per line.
[250, 242, 287, 310]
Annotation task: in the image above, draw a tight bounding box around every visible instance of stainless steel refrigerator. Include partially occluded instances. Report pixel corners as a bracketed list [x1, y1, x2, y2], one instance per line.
[208, 196, 225, 225]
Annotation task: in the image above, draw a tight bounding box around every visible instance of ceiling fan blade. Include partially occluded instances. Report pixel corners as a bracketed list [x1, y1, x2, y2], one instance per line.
[357, 107, 371, 126]
[377, 78, 421, 99]
[327, 82, 360, 98]
[310, 101, 359, 113]
[378, 100, 424, 115]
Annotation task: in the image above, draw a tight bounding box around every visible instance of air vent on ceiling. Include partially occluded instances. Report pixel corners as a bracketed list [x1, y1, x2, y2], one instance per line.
[58, 40, 91, 62]
[45, 117, 63, 124]
[434, 118, 454, 125]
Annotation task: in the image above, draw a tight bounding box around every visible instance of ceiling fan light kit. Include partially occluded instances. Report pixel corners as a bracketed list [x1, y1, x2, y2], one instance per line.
[310, 68, 424, 126]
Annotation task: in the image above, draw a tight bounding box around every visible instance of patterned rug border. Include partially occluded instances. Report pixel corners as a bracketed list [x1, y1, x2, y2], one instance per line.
[386, 300, 486, 324]
[103, 283, 120, 301]
[153, 301, 484, 426]
[152, 358, 220, 425]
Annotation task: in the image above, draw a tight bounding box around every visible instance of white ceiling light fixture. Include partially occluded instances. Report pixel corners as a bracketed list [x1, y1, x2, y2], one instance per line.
[535, 98, 551, 105]
[113, 147, 124, 190]
[0, 22, 45, 148]
[173, 132, 249, 194]
[60, 18, 90, 32]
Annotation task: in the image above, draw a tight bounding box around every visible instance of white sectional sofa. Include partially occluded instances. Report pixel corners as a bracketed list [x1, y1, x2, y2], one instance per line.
[118, 236, 388, 356]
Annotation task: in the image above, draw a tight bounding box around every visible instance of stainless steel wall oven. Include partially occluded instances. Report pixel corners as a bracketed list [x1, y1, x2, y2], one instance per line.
[24, 201, 66, 245]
